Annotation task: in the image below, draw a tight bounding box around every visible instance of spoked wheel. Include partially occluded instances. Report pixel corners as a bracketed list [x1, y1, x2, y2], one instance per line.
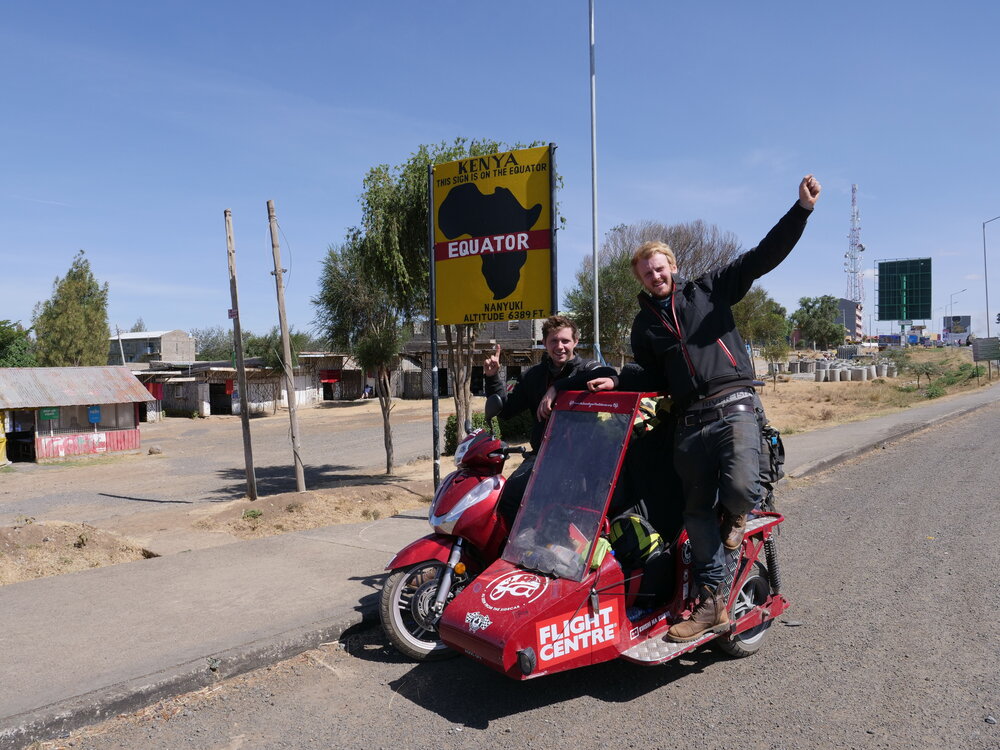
[716, 562, 772, 658]
[379, 562, 464, 661]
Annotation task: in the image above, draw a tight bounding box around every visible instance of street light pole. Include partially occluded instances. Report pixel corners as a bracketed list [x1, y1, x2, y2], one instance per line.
[948, 289, 968, 343]
[984, 215, 1000, 337]
[588, 0, 602, 362]
[949, 288, 966, 330]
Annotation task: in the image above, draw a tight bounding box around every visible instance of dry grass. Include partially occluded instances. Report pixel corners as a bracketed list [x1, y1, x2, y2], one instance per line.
[0, 519, 154, 586]
[757, 346, 986, 434]
[195, 483, 432, 540]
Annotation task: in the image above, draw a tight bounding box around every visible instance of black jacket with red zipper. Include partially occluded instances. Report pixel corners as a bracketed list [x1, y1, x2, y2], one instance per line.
[621, 202, 812, 409]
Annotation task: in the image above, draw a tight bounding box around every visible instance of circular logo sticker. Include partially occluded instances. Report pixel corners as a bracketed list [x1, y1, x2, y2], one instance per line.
[681, 539, 692, 565]
[480, 571, 549, 612]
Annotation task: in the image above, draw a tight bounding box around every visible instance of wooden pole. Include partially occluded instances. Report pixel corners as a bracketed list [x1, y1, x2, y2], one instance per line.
[267, 199, 306, 492]
[225, 209, 258, 501]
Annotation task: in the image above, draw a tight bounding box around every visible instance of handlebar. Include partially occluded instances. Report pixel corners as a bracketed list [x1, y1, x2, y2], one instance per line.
[488, 443, 528, 459]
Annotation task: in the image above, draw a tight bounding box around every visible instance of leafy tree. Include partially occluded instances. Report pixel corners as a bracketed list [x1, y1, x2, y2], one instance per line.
[129, 317, 147, 333]
[882, 347, 911, 371]
[313, 234, 408, 475]
[0, 320, 37, 367]
[190, 326, 236, 361]
[32, 251, 110, 366]
[564, 225, 639, 366]
[732, 285, 790, 349]
[245, 326, 316, 371]
[760, 340, 791, 390]
[192, 325, 324, 367]
[908, 361, 940, 388]
[791, 295, 844, 350]
[356, 138, 545, 440]
[564, 220, 742, 365]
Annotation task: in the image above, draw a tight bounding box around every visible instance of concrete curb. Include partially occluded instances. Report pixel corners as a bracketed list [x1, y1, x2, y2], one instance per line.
[786, 398, 992, 478]
[0, 606, 378, 750]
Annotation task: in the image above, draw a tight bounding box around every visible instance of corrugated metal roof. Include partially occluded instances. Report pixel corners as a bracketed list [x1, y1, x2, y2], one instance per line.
[109, 330, 183, 340]
[0, 367, 156, 410]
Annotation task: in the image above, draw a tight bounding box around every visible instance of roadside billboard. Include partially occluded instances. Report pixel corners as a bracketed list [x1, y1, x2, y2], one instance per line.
[877, 258, 932, 321]
[942, 315, 971, 344]
[430, 145, 556, 325]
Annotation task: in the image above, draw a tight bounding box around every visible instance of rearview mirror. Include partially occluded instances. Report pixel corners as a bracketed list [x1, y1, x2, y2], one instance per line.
[484, 393, 503, 422]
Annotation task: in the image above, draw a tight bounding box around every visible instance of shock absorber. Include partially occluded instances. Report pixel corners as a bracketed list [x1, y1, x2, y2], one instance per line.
[430, 538, 464, 620]
[764, 537, 782, 593]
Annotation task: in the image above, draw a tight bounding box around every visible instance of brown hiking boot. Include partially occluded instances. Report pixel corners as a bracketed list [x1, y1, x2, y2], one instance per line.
[720, 510, 747, 550]
[666, 584, 730, 642]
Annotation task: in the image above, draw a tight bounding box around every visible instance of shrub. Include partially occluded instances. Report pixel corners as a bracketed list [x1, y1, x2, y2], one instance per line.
[444, 412, 501, 455]
[497, 410, 533, 444]
[936, 371, 962, 387]
[925, 383, 946, 399]
[883, 348, 911, 370]
[165, 409, 200, 419]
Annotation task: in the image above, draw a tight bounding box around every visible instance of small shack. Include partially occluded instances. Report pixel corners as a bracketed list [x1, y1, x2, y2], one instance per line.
[0, 367, 155, 463]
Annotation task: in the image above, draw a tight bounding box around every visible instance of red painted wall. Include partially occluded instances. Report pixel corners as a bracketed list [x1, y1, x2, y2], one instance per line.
[34, 429, 141, 460]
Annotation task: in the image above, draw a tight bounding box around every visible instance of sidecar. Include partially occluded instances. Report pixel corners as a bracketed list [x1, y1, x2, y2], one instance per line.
[438, 390, 788, 680]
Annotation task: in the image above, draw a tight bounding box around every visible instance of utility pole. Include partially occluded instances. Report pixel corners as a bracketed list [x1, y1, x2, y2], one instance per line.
[115, 325, 126, 366]
[267, 199, 306, 492]
[224, 209, 258, 501]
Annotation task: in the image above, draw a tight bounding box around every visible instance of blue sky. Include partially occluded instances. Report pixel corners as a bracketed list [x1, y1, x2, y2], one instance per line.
[4, 1, 999, 342]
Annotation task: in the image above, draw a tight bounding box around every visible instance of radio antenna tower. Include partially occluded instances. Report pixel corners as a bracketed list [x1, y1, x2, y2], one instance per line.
[844, 184, 865, 336]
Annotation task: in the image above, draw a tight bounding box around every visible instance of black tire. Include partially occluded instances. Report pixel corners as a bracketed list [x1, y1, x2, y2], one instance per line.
[716, 562, 772, 658]
[379, 562, 460, 661]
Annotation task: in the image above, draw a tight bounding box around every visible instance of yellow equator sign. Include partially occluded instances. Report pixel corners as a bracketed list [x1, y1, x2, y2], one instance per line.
[431, 145, 555, 325]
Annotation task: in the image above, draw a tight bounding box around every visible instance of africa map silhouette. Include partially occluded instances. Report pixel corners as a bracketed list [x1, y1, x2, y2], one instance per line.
[438, 183, 543, 300]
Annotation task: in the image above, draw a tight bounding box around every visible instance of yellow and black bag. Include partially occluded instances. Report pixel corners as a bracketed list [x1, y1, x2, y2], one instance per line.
[608, 514, 664, 568]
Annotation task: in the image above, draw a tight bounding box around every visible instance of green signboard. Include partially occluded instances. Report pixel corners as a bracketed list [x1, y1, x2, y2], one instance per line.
[877, 258, 932, 321]
[39, 407, 59, 420]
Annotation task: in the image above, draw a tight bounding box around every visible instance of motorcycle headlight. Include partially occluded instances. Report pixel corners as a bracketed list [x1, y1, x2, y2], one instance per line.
[429, 476, 501, 534]
[428, 471, 457, 519]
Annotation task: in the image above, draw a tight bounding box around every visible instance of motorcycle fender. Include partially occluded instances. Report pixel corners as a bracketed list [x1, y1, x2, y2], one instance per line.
[385, 534, 455, 571]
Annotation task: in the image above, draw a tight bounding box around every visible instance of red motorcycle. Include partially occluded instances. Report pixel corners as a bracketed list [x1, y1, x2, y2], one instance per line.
[379, 403, 523, 660]
[434, 389, 789, 679]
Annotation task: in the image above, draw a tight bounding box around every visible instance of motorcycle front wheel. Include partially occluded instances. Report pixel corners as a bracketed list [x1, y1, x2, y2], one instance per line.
[716, 562, 772, 658]
[379, 562, 461, 661]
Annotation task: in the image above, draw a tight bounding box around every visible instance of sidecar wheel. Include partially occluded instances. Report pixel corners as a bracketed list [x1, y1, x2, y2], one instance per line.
[716, 562, 771, 658]
[379, 562, 459, 661]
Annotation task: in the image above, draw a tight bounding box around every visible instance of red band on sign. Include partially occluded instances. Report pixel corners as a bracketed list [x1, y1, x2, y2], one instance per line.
[434, 229, 551, 262]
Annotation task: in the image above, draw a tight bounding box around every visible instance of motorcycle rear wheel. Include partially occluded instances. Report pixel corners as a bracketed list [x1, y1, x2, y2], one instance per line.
[716, 562, 772, 658]
[379, 562, 460, 661]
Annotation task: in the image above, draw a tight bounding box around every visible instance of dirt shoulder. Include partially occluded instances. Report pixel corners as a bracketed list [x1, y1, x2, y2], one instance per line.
[1, 347, 991, 586]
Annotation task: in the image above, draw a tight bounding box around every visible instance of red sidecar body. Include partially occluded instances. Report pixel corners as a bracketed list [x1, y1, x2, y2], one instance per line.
[438, 390, 789, 680]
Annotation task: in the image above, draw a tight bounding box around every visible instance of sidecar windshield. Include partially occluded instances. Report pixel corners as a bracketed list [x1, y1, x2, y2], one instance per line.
[503, 397, 634, 581]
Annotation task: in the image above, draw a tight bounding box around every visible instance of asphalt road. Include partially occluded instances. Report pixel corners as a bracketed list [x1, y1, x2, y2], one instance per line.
[0, 402, 442, 526]
[52, 403, 1000, 750]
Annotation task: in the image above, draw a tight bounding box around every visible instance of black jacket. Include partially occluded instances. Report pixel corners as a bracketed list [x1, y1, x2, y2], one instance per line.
[622, 202, 812, 408]
[486, 354, 612, 451]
